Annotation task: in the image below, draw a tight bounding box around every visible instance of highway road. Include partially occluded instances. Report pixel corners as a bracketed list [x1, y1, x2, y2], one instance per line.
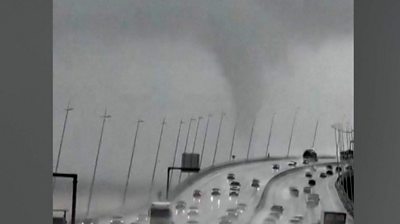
[251, 163, 353, 224]
[106, 157, 343, 224]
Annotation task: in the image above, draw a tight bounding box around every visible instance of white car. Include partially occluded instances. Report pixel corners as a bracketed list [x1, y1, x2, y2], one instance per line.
[187, 205, 199, 218]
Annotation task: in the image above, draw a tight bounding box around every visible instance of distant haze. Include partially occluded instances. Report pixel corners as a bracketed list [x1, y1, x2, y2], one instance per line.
[53, 0, 353, 220]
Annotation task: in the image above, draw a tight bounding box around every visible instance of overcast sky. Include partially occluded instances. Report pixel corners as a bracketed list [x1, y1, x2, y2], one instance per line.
[53, 0, 353, 219]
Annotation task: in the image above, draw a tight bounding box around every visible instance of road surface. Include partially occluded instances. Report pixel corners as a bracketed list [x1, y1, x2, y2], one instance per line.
[109, 157, 342, 224]
[251, 164, 353, 224]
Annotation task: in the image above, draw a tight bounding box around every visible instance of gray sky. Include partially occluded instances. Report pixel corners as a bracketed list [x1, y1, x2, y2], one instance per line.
[53, 0, 353, 219]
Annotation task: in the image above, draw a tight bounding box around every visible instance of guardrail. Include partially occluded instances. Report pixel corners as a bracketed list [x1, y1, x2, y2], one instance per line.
[254, 160, 337, 212]
[335, 167, 354, 217]
[169, 156, 297, 200]
[169, 155, 336, 200]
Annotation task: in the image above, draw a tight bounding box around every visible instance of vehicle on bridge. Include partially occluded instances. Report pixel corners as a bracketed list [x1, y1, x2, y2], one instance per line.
[211, 188, 221, 196]
[227, 173, 235, 181]
[192, 189, 202, 199]
[289, 186, 299, 197]
[251, 178, 260, 189]
[149, 202, 172, 224]
[175, 200, 186, 212]
[288, 161, 297, 167]
[187, 205, 199, 218]
[303, 186, 311, 194]
[303, 149, 318, 164]
[109, 216, 124, 224]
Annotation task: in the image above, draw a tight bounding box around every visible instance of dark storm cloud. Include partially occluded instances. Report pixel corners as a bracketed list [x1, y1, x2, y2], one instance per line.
[53, 0, 353, 219]
[54, 0, 352, 128]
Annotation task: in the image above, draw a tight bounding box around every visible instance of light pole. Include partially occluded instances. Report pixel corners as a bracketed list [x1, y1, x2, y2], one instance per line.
[265, 113, 275, 157]
[191, 116, 203, 153]
[200, 114, 212, 167]
[122, 119, 144, 207]
[170, 120, 184, 186]
[246, 119, 256, 160]
[149, 118, 166, 200]
[178, 118, 196, 183]
[212, 112, 225, 166]
[332, 124, 340, 166]
[85, 108, 111, 219]
[229, 122, 237, 161]
[286, 108, 299, 158]
[54, 101, 74, 173]
[311, 120, 319, 148]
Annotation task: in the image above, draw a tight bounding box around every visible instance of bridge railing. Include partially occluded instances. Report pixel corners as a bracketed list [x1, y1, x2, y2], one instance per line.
[335, 164, 354, 217]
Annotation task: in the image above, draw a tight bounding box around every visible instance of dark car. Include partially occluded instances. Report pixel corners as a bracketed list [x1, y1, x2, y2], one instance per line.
[272, 164, 280, 170]
[211, 188, 221, 196]
[230, 186, 240, 192]
[269, 211, 281, 219]
[346, 165, 353, 171]
[229, 191, 239, 197]
[288, 161, 297, 167]
[326, 165, 333, 170]
[226, 208, 239, 220]
[237, 203, 247, 213]
[109, 216, 124, 224]
[303, 149, 318, 164]
[308, 179, 316, 186]
[320, 172, 327, 178]
[289, 187, 299, 197]
[326, 170, 334, 176]
[305, 172, 313, 178]
[303, 186, 311, 194]
[227, 173, 235, 181]
[336, 166, 342, 173]
[230, 181, 241, 187]
[264, 216, 277, 224]
[251, 179, 260, 188]
[175, 200, 186, 211]
[219, 216, 233, 224]
[193, 189, 202, 198]
[270, 205, 284, 214]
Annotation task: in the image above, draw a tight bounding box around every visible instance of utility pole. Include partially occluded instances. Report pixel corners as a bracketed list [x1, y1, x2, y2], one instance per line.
[200, 114, 212, 167]
[265, 113, 275, 157]
[229, 122, 237, 161]
[286, 108, 299, 158]
[332, 124, 340, 165]
[169, 120, 184, 186]
[178, 118, 196, 183]
[246, 119, 256, 160]
[85, 108, 111, 219]
[122, 119, 144, 207]
[149, 118, 166, 199]
[54, 101, 74, 173]
[212, 112, 225, 166]
[311, 120, 319, 148]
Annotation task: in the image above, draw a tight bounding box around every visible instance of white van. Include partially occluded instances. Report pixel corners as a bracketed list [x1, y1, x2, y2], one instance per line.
[149, 202, 173, 224]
